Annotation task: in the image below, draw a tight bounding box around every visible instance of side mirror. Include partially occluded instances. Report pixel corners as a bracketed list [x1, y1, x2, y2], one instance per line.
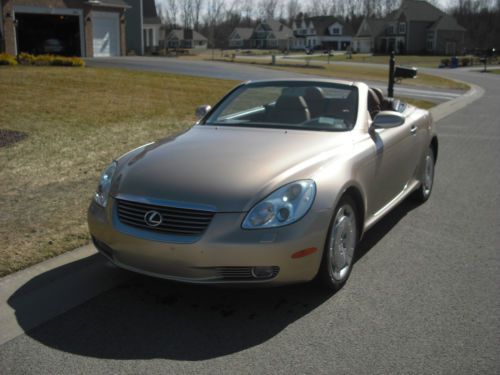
[195, 104, 212, 120]
[371, 111, 405, 129]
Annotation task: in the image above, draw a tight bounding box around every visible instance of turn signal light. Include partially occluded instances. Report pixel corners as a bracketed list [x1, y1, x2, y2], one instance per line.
[291, 247, 318, 259]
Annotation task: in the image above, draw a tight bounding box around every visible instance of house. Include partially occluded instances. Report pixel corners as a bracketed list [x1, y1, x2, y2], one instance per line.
[353, 0, 466, 55]
[291, 15, 354, 51]
[353, 18, 386, 53]
[228, 27, 253, 49]
[0, 0, 130, 57]
[123, 0, 161, 55]
[142, 0, 161, 52]
[250, 19, 294, 50]
[165, 29, 207, 49]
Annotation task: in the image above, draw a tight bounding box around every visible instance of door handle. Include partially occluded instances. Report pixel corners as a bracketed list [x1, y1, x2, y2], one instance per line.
[410, 125, 417, 135]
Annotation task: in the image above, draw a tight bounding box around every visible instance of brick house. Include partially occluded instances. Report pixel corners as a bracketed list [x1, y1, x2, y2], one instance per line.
[0, 0, 130, 57]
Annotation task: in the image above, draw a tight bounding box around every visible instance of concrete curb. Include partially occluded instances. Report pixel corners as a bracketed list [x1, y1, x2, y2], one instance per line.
[0, 73, 485, 347]
[430, 81, 484, 122]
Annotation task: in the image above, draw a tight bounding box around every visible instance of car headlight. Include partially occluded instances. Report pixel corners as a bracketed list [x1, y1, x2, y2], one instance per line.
[94, 161, 117, 208]
[242, 180, 316, 229]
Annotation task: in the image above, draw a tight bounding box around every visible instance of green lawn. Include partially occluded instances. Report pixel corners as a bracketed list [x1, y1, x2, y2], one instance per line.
[0, 66, 235, 276]
[295, 53, 468, 68]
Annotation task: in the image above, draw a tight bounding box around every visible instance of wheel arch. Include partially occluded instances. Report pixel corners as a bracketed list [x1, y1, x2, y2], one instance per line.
[430, 136, 438, 162]
[340, 185, 366, 239]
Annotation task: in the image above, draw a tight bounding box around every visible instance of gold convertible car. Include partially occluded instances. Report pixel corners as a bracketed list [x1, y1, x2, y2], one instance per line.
[88, 79, 437, 290]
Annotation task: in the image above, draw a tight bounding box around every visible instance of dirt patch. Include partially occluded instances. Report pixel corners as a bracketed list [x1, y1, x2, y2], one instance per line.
[0, 129, 28, 148]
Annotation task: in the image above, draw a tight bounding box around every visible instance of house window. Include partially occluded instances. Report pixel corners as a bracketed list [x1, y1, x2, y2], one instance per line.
[332, 27, 340, 35]
[399, 22, 406, 34]
[387, 24, 395, 34]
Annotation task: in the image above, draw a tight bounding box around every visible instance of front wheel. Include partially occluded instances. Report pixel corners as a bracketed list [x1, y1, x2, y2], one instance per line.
[413, 147, 435, 203]
[317, 196, 358, 291]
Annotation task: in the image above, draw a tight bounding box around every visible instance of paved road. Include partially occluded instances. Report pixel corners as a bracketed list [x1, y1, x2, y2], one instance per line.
[0, 68, 498, 374]
[86, 56, 461, 102]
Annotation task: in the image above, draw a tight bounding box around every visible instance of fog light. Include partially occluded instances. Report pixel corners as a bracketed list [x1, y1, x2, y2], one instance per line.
[251, 266, 275, 279]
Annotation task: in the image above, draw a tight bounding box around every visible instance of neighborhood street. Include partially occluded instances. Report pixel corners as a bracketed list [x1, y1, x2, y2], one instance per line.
[0, 65, 498, 374]
[86, 56, 462, 102]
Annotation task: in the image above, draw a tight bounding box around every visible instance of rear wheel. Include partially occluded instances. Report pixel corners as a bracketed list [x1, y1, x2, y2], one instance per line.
[318, 196, 358, 291]
[413, 147, 435, 203]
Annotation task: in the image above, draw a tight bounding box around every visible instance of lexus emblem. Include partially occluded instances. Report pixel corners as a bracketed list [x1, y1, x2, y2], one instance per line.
[144, 210, 162, 227]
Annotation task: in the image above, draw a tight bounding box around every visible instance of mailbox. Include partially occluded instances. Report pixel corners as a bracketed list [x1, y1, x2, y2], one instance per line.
[394, 66, 418, 79]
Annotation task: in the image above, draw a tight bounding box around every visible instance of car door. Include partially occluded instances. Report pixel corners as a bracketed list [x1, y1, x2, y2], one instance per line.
[362, 114, 419, 216]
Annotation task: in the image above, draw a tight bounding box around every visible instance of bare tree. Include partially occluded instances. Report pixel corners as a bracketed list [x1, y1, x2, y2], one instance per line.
[258, 0, 280, 19]
[181, 0, 194, 29]
[163, 0, 178, 28]
[193, 0, 203, 31]
[285, 0, 301, 22]
[205, 0, 225, 47]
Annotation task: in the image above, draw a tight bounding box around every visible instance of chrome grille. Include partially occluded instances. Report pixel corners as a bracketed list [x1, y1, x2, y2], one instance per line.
[116, 198, 215, 236]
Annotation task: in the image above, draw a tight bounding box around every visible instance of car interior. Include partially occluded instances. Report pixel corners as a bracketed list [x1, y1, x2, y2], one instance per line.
[214, 85, 359, 130]
[211, 85, 407, 131]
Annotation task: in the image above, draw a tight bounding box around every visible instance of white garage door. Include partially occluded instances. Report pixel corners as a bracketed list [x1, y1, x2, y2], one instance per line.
[358, 39, 372, 53]
[92, 12, 119, 57]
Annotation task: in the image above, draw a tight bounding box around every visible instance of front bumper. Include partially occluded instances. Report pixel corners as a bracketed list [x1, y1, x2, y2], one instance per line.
[88, 197, 331, 285]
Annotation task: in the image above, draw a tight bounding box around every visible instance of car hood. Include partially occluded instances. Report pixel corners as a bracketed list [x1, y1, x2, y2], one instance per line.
[113, 125, 352, 212]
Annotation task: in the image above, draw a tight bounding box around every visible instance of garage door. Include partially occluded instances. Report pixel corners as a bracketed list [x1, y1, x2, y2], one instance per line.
[358, 39, 371, 53]
[15, 13, 82, 56]
[92, 12, 119, 57]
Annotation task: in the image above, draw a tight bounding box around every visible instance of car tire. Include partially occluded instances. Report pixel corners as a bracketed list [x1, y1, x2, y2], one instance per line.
[413, 147, 435, 203]
[317, 195, 359, 291]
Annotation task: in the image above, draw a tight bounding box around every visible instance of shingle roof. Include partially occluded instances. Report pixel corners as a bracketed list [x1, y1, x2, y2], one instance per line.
[355, 18, 386, 38]
[392, 0, 444, 22]
[262, 19, 293, 39]
[428, 14, 466, 31]
[167, 29, 208, 41]
[232, 27, 254, 40]
[142, 0, 161, 24]
[307, 16, 355, 37]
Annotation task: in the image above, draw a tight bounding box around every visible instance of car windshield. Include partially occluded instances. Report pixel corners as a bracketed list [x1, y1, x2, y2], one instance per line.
[203, 81, 358, 131]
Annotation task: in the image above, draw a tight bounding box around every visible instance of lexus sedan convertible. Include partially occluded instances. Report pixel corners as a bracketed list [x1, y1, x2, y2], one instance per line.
[88, 79, 437, 290]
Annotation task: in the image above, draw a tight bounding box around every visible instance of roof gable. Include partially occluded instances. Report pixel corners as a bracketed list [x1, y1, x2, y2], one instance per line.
[428, 14, 466, 31]
[395, 0, 444, 22]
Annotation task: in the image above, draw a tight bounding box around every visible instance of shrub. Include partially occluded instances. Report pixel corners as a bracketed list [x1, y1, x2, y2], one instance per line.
[0, 53, 18, 66]
[17, 52, 36, 65]
[16, 53, 85, 67]
[440, 58, 450, 67]
[460, 57, 471, 67]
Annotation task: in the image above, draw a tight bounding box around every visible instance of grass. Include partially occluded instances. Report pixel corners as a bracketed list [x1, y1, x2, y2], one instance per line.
[485, 69, 500, 74]
[207, 57, 469, 91]
[398, 97, 435, 109]
[0, 66, 236, 276]
[301, 54, 456, 68]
